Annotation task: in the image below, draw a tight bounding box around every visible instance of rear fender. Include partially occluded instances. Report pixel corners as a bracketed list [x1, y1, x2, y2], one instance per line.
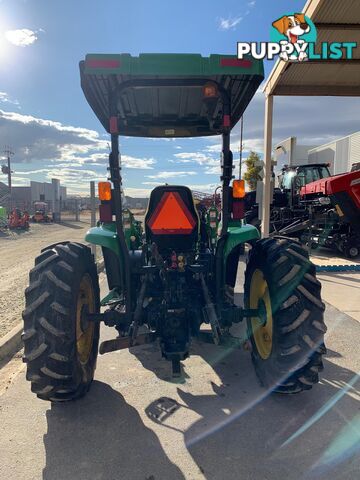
[85, 224, 120, 255]
[85, 224, 125, 291]
[223, 223, 260, 288]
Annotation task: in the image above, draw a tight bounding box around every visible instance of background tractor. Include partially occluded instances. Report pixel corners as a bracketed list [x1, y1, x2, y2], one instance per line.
[246, 163, 360, 258]
[22, 53, 326, 402]
[32, 202, 52, 223]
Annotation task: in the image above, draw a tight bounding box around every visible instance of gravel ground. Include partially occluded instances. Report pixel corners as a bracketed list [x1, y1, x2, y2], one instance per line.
[0, 220, 91, 338]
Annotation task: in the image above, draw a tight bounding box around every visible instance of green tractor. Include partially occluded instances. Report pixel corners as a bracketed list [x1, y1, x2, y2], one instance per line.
[22, 53, 326, 402]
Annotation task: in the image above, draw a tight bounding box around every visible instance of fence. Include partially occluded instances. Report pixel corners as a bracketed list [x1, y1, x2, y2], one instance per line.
[0, 197, 93, 223]
[0, 183, 102, 224]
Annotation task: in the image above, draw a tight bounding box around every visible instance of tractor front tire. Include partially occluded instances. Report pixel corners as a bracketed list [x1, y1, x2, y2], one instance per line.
[244, 237, 327, 394]
[22, 242, 100, 402]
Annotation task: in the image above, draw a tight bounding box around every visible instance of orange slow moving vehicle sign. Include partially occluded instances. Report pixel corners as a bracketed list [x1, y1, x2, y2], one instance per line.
[147, 192, 196, 235]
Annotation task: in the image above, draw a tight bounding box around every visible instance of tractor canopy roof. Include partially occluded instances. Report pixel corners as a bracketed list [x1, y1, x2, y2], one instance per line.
[79, 53, 264, 138]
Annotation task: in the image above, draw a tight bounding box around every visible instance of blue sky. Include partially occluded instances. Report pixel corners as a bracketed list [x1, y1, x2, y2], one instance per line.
[0, 0, 359, 196]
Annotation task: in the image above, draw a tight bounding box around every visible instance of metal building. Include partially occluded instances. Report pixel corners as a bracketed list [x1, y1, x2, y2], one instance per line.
[274, 137, 319, 170]
[29, 180, 67, 203]
[308, 131, 360, 174]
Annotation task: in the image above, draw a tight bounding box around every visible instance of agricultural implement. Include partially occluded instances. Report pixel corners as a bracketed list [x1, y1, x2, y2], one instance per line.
[0, 205, 7, 229]
[22, 53, 326, 402]
[300, 169, 360, 258]
[246, 164, 360, 258]
[9, 208, 30, 230]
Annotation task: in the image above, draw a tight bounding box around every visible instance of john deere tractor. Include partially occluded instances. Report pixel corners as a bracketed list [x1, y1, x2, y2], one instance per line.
[22, 53, 326, 402]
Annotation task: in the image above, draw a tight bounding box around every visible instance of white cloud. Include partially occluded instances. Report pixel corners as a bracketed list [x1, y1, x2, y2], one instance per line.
[124, 187, 152, 198]
[13, 169, 50, 175]
[122, 155, 155, 170]
[0, 109, 108, 164]
[174, 152, 219, 165]
[0, 109, 157, 175]
[142, 181, 164, 186]
[11, 176, 30, 186]
[0, 92, 20, 107]
[5, 29, 39, 47]
[205, 143, 222, 153]
[187, 183, 219, 193]
[169, 158, 193, 164]
[218, 16, 242, 31]
[141, 182, 220, 194]
[248, 1, 256, 7]
[146, 171, 196, 179]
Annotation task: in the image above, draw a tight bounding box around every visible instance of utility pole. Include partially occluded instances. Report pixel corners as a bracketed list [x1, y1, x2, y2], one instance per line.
[3, 146, 14, 192]
[239, 116, 244, 179]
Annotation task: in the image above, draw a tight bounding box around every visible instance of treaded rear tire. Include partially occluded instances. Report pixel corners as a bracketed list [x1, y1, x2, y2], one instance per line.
[22, 242, 100, 402]
[245, 237, 327, 394]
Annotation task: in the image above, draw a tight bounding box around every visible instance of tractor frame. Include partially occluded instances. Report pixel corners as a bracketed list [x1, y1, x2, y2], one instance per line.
[22, 54, 326, 401]
[85, 75, 261, 373]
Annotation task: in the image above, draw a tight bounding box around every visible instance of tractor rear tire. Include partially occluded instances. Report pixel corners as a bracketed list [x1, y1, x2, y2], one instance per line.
[244, 237, 327, 394]
[22, 242, 100, 402]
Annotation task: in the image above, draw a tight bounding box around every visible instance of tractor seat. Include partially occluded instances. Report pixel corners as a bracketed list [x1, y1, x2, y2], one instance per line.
[145, 185, 199, 252]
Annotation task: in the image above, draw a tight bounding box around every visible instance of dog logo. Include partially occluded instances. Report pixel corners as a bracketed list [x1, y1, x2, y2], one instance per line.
[237, 14, 356, 62]
[272, 13, 312, 61]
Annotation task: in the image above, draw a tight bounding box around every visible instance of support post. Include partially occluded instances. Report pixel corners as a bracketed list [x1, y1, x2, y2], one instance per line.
[90, 181, 97, 261]
[261, 94, 274, 238]
[75, 198, 80, 221]
[239, 116, 244, 179]
[220, 131, 233, 236]
[51, 178, 61, 223]
[109, 85, 132, 319]
[219, 90, 232, 237]
[215, 92, 233, 316]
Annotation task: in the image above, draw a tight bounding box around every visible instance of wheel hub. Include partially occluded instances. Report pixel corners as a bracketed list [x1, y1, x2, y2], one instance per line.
[349, 246, 359, 258]
[249, 269, 273, 360]
[76, 274, 95, 364]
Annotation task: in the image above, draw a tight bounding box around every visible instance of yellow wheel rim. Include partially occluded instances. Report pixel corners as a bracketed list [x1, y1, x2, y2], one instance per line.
[76, 274, 95, 365]
[250, 269, 273, 360]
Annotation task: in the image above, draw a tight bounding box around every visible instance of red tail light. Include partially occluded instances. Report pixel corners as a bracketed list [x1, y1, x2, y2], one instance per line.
[232, 199, 245, 220]
[99, 203, 112, 223]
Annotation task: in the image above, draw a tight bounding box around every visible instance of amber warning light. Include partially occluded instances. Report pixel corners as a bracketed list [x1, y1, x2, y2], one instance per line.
[233, 179, 246, 198]
[98, 182, 112, 201]
[203, 82, 218, 98]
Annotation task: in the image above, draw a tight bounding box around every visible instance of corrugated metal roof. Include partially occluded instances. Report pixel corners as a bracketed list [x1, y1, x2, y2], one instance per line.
[313, 0, 360, 24]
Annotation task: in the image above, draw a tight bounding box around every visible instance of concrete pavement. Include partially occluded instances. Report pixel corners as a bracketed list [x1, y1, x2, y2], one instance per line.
[1, 269, 360, 480]
[317, 271, 360, 322]
[311, 247, 360, 322]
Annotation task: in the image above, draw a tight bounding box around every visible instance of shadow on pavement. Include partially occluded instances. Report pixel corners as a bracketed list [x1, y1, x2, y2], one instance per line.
[43, 381, 185, 480]
[145, 346, 360, 480]
[57, 221, 85, 230]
